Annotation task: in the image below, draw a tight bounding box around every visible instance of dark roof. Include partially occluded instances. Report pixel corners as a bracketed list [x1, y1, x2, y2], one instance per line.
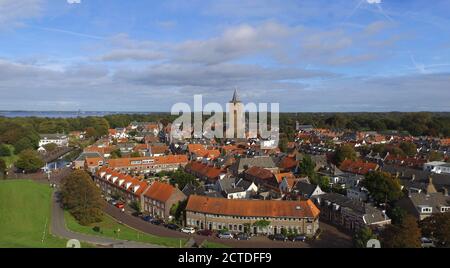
[231, 89, 241, 103]
[315, 193, 390, 224]
[381, 164, 450, 190]
[234, 156, 277, 171]
[408, 192, 450, 214]
[294, 182, 319, 196]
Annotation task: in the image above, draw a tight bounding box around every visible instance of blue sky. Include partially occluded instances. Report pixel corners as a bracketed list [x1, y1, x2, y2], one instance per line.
[0, 0, 450, 112]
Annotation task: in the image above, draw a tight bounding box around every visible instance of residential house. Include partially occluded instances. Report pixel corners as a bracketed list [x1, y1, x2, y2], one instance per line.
[396, 177, 450, 220]
[142, 181, 187, 221]
[339, 159, 379, 175]
[39, 134, 69, 147]
[94, 168, 149, 204]
[107, 155, 189, 174]
[292, 182, 325, 199]
[230, 156, 278, 176]
[185, 195, 320, 237]
[184, 161, 225, 184]
[313, 193, 391, 232]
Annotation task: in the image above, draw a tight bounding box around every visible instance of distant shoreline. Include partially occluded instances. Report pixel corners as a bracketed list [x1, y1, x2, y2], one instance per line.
[1, 110, 450, 119]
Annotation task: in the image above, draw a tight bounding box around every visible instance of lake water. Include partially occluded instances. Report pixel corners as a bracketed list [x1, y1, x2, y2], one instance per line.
[0, 111, 156, 118]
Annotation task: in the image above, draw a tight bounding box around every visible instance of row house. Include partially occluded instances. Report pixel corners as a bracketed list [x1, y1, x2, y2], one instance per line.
[313, 193, 391, 232]
[95, 167, 149, 204]
[339, 159, 379, 175]
[184, 161, 225, 184]
[185, 195, 320, 237]
[142, 181, 187, 221]
[106, 155, 189, 174]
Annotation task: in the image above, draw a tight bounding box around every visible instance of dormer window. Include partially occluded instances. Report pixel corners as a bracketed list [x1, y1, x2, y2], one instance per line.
[419, 206, 432, 213]
[440, 206, 450, 213]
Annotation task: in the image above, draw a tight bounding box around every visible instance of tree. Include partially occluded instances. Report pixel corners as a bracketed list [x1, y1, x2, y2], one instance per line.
[0, 159, 6, 179]
[353, 226, 377, 248]
[381, 215, 421, 248]
[399, 142, 417, 157]
[387, 206, 407, 225]
[15, 149, 44, 173]
[253, 220, 271, 234]
[362, 171, 403, 204]
[169, 170, 199, 190]
[0, 144, 12, 157]
[279, 137, 289, 153]
[334, 144, 357, 165]
[298, 155, 316, 177]
[170, 200, 188, 224]
[130, 200, 141, 213]
[13, 137, 35, 153]
[60, 170, 104, 225]
[130, 152, 141, 158]
[110, 149, 122, 159]
[43, 143, 58, 152]
[420, 212, 450, 247]
[429, 151, 444, 162]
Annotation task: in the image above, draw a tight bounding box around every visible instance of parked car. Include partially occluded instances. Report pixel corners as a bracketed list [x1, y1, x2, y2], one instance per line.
[132, 212, 143, 217]
[181, 227, 196, 234]
[115, 203, 125, 209]
[235, 232, 250, 241]
[197, 229, 214, 237]
[291, 235, 307, 242]
[421, 237, 435, 248]
[272, 234, 288, 242]
[165, 223, 180, 231]
[150, 219, 164, 225]
[109, 199, 118, 206]
[141, 215, 153, 222]
[218, 232, 234, 239]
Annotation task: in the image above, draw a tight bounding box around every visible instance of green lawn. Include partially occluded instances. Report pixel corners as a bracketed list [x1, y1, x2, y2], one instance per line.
[64, 211, 187, 248]
[201, 241, 230, 248]
[0, 180, 72, 248]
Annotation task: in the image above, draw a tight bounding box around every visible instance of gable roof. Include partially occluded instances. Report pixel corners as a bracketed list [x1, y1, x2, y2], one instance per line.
[186, 195, 320, 218]
[340, 159, 379, 175]
[144, 181, 177, 202]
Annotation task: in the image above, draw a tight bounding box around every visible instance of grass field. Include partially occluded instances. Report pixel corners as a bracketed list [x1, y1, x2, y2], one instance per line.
[64, 210, 188, 248]
[0, 180, 69, 248]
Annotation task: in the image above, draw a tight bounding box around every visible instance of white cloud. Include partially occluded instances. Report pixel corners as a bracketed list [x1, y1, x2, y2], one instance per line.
[0, 0, 43, 29]
[367, 0, 382, 4]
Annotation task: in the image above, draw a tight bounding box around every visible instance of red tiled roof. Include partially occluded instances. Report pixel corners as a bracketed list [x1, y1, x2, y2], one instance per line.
[186, 195, 320, 218]
[144, 181, 175, 203]
[185, 161, 223, 181]
[340, 159, 379, 175]
[107, 155, 188, 168]
[244, 166, 274, 180]
[97, 167, 149, 197]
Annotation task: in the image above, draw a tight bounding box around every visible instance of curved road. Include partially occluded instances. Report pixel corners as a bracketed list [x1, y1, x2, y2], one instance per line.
[50, 193, 164, 248]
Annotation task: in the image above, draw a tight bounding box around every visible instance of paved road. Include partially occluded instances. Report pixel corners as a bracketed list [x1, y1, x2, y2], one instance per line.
[50, 193, 164, 248]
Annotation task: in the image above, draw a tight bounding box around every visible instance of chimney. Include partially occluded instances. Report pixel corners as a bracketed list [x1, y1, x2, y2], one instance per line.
[443, 188, 449, 197]
[426, 176, 437, 194]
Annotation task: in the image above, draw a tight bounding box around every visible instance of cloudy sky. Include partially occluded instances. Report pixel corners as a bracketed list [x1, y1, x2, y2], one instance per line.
[0, 0, 449, 112]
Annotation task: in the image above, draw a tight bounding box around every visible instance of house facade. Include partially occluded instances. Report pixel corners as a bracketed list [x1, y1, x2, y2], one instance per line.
[185, 195, 320, 237]
[142, 181, 187, 221]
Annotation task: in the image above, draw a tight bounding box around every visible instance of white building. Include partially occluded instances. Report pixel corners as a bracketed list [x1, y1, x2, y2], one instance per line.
[423, 161, 450, 175]
[39, 134, 69, 147]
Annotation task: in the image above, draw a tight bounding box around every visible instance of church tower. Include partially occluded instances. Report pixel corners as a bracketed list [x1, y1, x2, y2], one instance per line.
[227, 89, 245, 139]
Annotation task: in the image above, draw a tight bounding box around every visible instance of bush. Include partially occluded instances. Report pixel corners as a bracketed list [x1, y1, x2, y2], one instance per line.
[0, 144, 12, 157]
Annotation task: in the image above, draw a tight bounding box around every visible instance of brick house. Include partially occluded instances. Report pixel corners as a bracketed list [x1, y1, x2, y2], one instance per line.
[142, 181, 187, 221]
